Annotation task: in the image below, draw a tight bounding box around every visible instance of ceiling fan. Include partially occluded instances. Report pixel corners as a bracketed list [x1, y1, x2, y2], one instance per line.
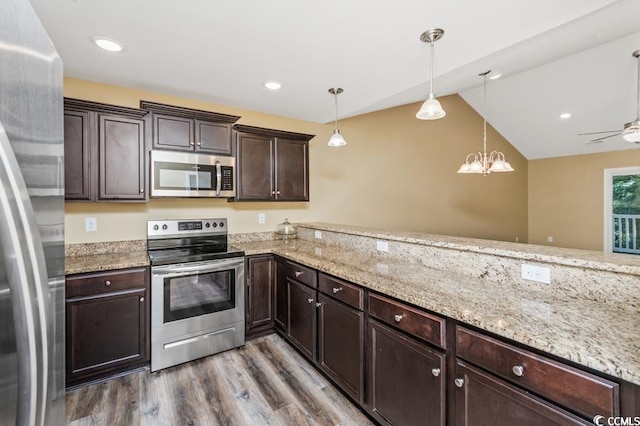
[580, 50, 640, 145]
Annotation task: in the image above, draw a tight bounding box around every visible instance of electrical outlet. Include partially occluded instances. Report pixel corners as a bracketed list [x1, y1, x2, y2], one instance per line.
[521, 264, 551, 284]
[314, 247, 322, 256]
[258, 213, 266, 224]
[547, 236, 554, 243]
[376, 263, 389, 274]
[314, 230, 322, 239]
[376, 240, 389, 252]
[85, 217, 97, 232]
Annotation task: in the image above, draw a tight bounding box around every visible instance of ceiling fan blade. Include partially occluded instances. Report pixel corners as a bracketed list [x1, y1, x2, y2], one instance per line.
[578, 130, 621, 136]
[585, 132, 622, 144]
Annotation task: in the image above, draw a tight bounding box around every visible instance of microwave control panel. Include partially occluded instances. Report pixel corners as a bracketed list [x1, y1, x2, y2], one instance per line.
[221, 166, 233, 190]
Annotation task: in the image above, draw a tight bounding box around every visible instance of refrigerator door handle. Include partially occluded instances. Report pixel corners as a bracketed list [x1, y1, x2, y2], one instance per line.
[0, 120, 51, 426]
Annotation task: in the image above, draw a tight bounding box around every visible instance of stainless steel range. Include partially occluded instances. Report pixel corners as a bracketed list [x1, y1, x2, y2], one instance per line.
[147, 218, 245, 372]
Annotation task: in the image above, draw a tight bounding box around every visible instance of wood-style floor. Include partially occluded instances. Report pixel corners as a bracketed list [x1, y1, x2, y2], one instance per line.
[65, 334, 374, 425]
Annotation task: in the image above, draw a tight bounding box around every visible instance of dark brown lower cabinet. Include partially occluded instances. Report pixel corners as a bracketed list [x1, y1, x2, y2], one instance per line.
[454, 361, 589, 425]
[246, 255, 274, 337]
[287, 278, 316, 360]
[317, 293, 365, 404]
[65, 268, 149, 387]
[274, 256, 287, 332]
[367, 319, 446, 426]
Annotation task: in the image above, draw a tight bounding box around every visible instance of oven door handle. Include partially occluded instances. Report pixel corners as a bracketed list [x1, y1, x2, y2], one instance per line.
[152, 259, 243, 276]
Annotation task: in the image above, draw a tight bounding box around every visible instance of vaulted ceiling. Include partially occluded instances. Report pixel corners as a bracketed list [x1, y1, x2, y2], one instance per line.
[30, 0, 640, 159]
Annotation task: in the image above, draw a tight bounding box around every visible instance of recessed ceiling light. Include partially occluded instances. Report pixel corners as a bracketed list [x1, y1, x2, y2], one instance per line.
[560, 113, 573, 119]
[489, 73, 502, 80]
[92, 36, 124, 52]
[263, 80, 282, 90]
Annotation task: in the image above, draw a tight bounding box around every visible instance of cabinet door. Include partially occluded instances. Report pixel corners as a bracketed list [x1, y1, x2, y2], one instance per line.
[236, 133, 274, 200]
[66, 287, 147, 386]
[274, 256, 288, 331]
[152, 113, 194, 151]
[454, 361, 589, 426]
[318, 293, 364, 404]
[246, 255, 274, 330]
[195, 120, 232, 155]
[367, 319, 446, 426]
[64, 110, 91, 200]
[287, 278, 316, 360]
[275, 138, 309, 201]
[98, 114, 146, 200]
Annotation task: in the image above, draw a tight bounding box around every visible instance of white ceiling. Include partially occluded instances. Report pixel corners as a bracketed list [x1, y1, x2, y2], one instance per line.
[29, 0, 640, 159]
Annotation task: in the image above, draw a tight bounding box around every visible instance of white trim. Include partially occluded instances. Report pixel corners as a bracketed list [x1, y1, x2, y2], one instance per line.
[603, 166, 640, 253]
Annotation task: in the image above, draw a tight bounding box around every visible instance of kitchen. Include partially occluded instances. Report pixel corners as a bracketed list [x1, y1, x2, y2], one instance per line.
[2, 0, 640, 425]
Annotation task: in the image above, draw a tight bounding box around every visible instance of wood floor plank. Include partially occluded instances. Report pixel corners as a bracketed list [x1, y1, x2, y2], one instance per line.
[66, 334, 374, 426]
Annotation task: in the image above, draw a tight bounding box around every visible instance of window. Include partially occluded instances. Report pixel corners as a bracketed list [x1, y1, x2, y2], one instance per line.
[604, 167, 640, 254]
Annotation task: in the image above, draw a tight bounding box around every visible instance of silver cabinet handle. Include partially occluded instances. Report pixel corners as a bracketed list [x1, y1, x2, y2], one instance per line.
[316, 302, 322, 307]
[432, 368, 441, 377]
[140, 188, 144, 193]
[394, 314, 403, 322]
[105, 280, 111, 286]
[271, 190, 276, 196]
[197, 142, 201, 146]
[140, 297, 144, 303]
[332, 287, 343, 293]
[307, 298, 313, 304]
[190, 142, 195, 146]
[512, 365, 524, 377]
[455, 378, 465, 388]
[295, 271, 303, 278]
[276, 190, 280, 195]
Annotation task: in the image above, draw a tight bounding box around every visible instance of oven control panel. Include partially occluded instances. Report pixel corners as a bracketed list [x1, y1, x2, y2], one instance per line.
[147, 218, 227, 238]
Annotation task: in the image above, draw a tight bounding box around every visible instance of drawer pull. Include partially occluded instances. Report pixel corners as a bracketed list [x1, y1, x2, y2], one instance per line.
[315, 302, 322, 308]
[512, 365, 524, 377]
[394, 314, 403, 323]
[140, 297, 144, 303]
[190, 142, 195, 146]
[307, 298, 314, 304]
[140, 188, 144, 193]
[455, 378, 465, 388]
[431, 368, 441, 377]
[105, 280, 111, 287]
[295, 271, 304, 278]
[332, 287, 343, 294]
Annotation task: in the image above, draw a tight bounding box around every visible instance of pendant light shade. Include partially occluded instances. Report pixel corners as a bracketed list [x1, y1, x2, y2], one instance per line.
[457, 71, 514, 175]
[416, 28, 446, 120]
[328, 87, 346, 147]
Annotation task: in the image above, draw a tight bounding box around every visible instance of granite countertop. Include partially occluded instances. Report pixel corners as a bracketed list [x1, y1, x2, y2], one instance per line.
[299, 222, 640, 275]
[65, 251, 150, 275]
[236, 239, 640, 386]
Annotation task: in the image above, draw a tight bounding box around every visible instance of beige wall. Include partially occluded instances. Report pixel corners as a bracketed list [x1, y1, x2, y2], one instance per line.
[528, 149, 640, 251]
[64, 78, 529, 244]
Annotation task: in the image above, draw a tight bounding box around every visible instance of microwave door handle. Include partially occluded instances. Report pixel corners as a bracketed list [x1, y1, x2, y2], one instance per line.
[215, 161, 221, 196]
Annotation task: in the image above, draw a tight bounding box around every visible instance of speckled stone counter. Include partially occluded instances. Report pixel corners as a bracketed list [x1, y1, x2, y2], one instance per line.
[235, 237, 640, 386]
[65, 240, 149, 275]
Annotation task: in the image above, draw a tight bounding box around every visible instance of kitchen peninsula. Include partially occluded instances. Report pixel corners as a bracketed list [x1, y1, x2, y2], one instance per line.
[66, 222, 640, 423]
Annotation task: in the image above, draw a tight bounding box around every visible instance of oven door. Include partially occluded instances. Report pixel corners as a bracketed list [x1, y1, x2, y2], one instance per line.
[151, 257, 244, 342]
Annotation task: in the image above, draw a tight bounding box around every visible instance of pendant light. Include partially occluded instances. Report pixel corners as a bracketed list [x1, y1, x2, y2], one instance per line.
[416, 28, 446, 120]
[458, 71, 514, 175]
[328, 87, 347, 147]
[622, 50, 640, 143]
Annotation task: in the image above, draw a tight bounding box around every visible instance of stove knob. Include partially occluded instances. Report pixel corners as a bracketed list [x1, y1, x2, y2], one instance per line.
[212, 222, 218, 228]
[205, 222, 210, 228]
[153, 225, 159, 231]
[162, 224, 168, 230]
[219, 222, 225, 228]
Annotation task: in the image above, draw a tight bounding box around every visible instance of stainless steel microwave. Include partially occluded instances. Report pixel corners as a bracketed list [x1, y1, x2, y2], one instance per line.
[150, 150, 235, 198]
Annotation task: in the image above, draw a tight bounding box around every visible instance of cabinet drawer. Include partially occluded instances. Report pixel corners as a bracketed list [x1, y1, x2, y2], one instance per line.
[66, 268, 147, 298]
[456, 326, 619, 419]
[368, 293, 446, 349]
[285, 261, 317, 288]
[318, 273, 363, 310]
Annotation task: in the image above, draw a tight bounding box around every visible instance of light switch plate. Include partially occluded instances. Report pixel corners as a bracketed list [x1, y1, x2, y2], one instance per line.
[314, 230, 322, 239]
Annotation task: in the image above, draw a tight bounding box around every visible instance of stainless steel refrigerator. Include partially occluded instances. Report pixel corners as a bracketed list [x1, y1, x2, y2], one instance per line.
[0, 0, 65, 424]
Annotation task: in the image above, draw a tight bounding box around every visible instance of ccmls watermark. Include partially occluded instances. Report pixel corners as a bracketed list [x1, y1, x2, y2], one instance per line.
[593, 415, 640, 425]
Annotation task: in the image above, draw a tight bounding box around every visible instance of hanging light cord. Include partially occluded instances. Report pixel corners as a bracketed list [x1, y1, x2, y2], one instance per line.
[429, 41, 435, 96]
[334, 91, 339, 131]
[636, 53, 640, 119]
[482, 73, 488, 157]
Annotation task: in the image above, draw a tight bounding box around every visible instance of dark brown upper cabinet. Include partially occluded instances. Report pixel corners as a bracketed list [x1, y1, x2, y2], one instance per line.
[64, 98, 148, 202]
[234, 124, 313, 201]
[140, 101, 240, 156]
